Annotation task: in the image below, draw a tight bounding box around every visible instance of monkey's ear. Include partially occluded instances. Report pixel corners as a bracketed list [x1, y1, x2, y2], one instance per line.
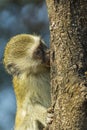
[6, 63, 20, 76]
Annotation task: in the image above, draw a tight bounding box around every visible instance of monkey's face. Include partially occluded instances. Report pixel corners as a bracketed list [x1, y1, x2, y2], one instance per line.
[31, 39, 50, 67]
[4, 34, 50, 76]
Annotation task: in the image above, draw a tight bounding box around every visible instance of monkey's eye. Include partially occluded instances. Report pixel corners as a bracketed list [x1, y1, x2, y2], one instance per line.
[34, 44, 44, 59]
[36, 49, 42, 56]
[35, 46, 44, 57]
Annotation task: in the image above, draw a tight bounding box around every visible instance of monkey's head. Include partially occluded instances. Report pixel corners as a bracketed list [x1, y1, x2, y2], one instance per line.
[4, 34, 50, 76]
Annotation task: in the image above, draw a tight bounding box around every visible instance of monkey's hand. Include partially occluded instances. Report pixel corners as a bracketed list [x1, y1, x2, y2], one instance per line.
[46, 107, 54, 125]
[43, 108, 54, 130]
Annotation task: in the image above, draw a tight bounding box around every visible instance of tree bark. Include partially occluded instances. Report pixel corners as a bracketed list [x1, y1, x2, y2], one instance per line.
[46, 0, 87, 130]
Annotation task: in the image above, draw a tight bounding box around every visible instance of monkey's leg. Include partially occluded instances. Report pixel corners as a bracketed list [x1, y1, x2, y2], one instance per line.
[33, 104, 48, 127]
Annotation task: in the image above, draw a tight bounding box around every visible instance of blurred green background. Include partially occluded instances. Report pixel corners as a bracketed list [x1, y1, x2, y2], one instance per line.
[0, 0, 50, 129]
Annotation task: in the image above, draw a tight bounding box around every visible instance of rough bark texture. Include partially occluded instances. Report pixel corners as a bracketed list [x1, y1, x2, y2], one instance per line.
[46, 0, 87, 130]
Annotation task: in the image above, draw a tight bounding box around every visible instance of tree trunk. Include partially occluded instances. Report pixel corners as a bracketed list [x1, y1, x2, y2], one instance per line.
[46, 0, 87, 130]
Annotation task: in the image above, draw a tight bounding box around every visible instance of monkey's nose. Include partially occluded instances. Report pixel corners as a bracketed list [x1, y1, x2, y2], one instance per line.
[46, 49, 50, 56]
[45, 49, 50, 67]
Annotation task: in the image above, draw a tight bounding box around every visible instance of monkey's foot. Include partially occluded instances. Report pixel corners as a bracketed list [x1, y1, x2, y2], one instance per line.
[46, 107, 54, 124]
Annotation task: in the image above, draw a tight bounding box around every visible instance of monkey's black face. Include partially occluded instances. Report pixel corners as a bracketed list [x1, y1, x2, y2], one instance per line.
[33, 40, 50, 67]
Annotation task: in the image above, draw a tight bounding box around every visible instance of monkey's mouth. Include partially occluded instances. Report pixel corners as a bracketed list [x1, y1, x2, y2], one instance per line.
[45, 59, 50, 67]
[43, 49, 50, 67]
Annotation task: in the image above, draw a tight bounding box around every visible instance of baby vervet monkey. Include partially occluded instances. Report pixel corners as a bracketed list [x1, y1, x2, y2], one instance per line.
[4, 34, 51, 130]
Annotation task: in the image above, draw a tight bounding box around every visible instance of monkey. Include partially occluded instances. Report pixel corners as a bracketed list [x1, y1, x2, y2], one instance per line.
[4, 34, 51, 130]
